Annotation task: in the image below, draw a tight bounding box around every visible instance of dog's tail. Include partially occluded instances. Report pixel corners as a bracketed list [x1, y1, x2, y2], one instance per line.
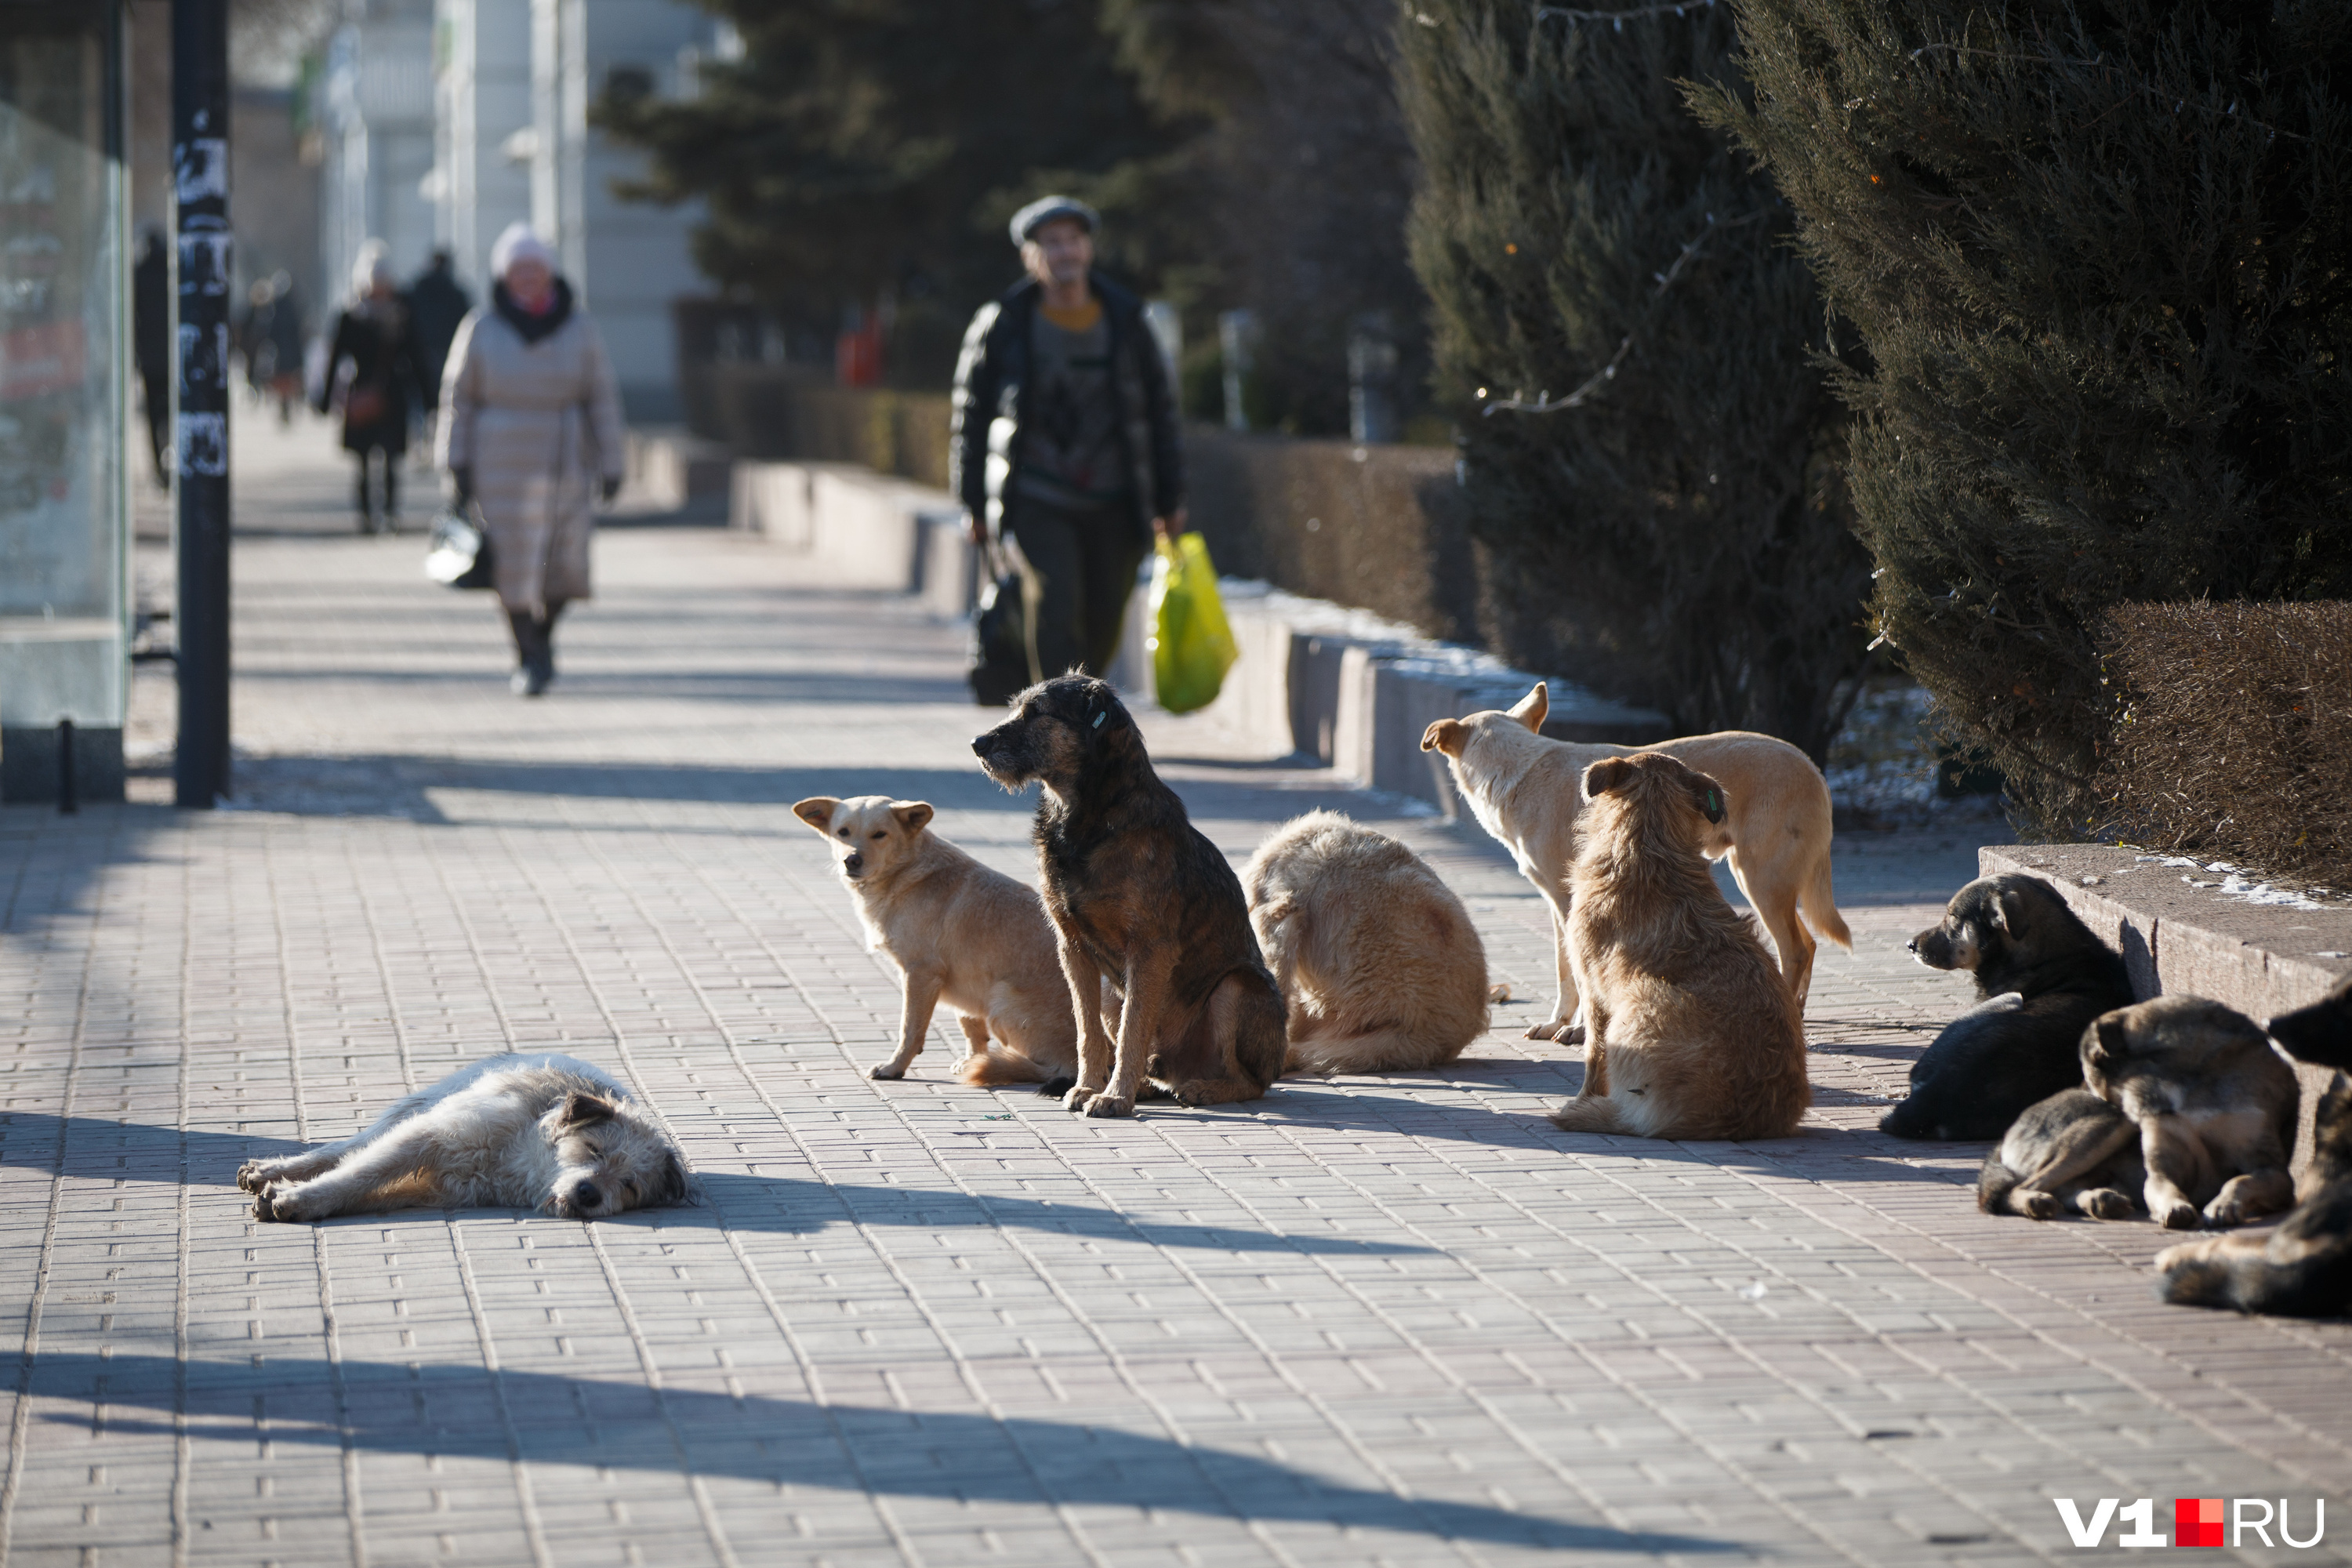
[956, 1047, 1054, 1087]
[1975, 1146, 2022, 1214]
[1548, 1095, 1628, 1135]
[1802, 848, 1853, 951]
[1283, 1025, 1469, 1078]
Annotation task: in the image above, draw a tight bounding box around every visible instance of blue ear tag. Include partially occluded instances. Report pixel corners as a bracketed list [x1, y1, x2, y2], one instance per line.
[1092, 711, 1105, 729]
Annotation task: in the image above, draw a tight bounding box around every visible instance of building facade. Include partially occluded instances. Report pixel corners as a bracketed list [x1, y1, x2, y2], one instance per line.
[321, 0, 725, 419]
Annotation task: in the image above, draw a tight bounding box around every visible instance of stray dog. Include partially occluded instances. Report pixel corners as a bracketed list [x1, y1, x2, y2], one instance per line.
[1882, 875, 2134, 1140]
[1977, 1088, 2146, 1218]
[793, 794, 1078, 1086]
[971, 675, 1287, 1116]
[237, 1054, 689, 1222]
[1548, 753, 1810, 1141]
[2079, 995, 2298, 1229]
[1421, 682, 1846, 1042]
[1242, 811, 1489, 1075]
[2158, 976, 2352, 1314]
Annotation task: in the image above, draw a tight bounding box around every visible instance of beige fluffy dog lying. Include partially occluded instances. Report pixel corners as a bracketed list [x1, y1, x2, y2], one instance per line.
[1548, 753, 1811, 1141]
[794, 795, 1078, 1086]
[1242, 811, 1490, 1075]
[1422, 682, 1846, 1041]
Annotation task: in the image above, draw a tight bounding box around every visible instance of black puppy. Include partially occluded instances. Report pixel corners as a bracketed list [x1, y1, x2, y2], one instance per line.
[971, 675, 1287, 1118]
[1881, 874, 2133, 1140]
[2158, 975, 2352, 1316]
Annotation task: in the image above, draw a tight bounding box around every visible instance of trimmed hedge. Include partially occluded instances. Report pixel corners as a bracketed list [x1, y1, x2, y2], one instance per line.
[2096, 601, 2352, 887]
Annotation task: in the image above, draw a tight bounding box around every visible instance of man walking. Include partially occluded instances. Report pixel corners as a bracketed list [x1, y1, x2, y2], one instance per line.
[408, 247, 471, 418]
[950, 195, 1184, 684]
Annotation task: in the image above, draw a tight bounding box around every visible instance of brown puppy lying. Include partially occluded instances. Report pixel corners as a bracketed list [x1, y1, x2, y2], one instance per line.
[1549, 752, 1810, 1141]
[1242, 810, 1490, 1075]
[972, 675, 1287, 1117]
[1977, 1088, 2146, 1219]
[1422, 682, 1846, 1042]
[792, 794, 1078, 1086]
[2082, 995, 2298, 1229]
[2159, 976, 2352, 1314]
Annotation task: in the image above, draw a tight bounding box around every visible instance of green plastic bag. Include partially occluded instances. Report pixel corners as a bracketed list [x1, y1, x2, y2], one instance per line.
[1149, 532, 1238, 714]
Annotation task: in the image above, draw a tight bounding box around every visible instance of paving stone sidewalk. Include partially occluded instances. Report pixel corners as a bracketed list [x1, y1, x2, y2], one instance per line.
[3, 414, 2348, 1567]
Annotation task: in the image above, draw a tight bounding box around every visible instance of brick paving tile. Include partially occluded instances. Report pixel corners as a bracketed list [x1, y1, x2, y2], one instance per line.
[4, 412, 2350, 1566]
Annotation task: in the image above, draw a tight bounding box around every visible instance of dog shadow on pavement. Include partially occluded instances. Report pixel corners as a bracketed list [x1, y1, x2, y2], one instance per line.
[27, 1348, 1734, 1555]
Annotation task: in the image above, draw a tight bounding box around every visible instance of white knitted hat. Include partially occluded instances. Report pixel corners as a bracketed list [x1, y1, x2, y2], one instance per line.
[489, 221, 554, 281]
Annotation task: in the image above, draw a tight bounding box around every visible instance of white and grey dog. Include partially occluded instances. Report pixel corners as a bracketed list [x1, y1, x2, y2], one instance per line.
[237, 1053, 690, 1223]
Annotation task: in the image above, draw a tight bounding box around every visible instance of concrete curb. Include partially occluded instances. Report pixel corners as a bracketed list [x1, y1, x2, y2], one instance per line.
[1980, 843, 2352, 1190]
[724, 456, 1675, 815]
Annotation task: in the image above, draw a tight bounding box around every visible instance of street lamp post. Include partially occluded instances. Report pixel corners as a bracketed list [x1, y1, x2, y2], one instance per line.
[172, 0, 230, 808]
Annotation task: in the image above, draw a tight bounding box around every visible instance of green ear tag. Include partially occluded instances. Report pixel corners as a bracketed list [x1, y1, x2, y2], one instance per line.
[1707, 789, 1722, 816]
[1092, 711, 1106, 729]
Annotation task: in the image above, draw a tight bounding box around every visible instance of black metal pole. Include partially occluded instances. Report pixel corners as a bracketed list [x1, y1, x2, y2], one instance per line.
[172, 0, 231, 808]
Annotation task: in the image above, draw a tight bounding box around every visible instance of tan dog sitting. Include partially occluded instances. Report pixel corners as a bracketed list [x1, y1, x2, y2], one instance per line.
[1548, 753, 1811, 1141]
[1242, 811, 1490, 1075]
[1422, 682, 1847, 1042]
[793, 795, 1079, 1086]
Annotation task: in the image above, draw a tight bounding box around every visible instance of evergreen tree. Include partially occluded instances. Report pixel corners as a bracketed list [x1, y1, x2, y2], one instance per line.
[1700, 0, 2352, 829]
[593, 0, 1179, 382]
[1399, 0, 1870, 758]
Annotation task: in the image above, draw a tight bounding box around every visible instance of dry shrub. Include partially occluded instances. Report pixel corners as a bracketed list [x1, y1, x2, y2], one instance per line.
[2097, 602, 2352, 885]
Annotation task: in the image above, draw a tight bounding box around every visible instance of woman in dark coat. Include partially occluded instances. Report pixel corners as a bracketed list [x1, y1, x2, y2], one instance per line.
[317, 241, 420, 533]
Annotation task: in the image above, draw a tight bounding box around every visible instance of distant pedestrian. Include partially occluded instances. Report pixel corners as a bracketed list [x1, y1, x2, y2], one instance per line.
[132, 228, 170, 490]
[236, 270, 306, 425]
[317, 241, 420, 533]
[436, 222, 625, 699]
[950, 195, 1184, 684]
[408, 247, 471, 419]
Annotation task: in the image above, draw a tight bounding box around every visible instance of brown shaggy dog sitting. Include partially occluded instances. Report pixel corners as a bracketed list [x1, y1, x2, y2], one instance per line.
[972, 675, 1288, 1117]
[1243, 811, 1490, 1075]
[1549, 753, 1811, 1140]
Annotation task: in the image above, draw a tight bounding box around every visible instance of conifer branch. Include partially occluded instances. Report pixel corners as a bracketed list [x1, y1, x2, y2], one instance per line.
[1532, 0, 1715, 25]
[1482, 210, 1765, 416]
[1903, 42, 2314, 144]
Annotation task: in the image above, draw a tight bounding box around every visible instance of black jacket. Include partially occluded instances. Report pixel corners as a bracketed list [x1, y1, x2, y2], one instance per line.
[319, 296, 420, 455]
[949, 272, 1182, 541]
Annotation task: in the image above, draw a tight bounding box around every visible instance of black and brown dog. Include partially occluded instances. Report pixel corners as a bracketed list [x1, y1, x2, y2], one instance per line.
[972, 675, 1287, 1117]
[2159, 975, 2352, 1316]
[1882, 874, 2134, 1140]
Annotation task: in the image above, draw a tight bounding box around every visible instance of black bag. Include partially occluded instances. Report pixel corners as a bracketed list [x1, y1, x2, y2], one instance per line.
[424, 507, 495, 590]
[968, 567, 1030, 706]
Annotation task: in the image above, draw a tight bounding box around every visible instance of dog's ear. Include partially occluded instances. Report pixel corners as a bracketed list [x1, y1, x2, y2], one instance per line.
[791, 797, 839, 833]
[1508, 682, 1549, 732]
[1691, 779, 1726, 824]
[1991, 885, 2029, 935]
[891, 800, 935, 834]
[1582, 757, 1635, 800]
[1421, 718, 1468, 757]
[2083, 1013, 2130, 1067]
[557, 1091, 619, 1128]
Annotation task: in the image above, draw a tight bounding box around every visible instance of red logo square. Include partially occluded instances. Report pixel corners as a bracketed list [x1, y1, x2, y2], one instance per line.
[2175, 1498, 2225, 1548]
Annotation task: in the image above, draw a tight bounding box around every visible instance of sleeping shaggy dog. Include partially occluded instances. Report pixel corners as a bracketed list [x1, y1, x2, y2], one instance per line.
[2159, 975, 2352, 1314]
[972, 675, 1287, 1116]
[1242, 811, 1490, 1075]
[1548, 752, 1810, 1141]
[238, 1054, 690, 1222]
[1882, 874, 2134, 1140]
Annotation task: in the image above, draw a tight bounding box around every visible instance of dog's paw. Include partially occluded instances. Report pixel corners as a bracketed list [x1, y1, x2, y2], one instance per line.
[867, 1061, 908, 1081]
[2157, 1201, 2204, 1231]
[2018, 1189, 2060, 1221]
[236, 1158, 274, 1192]
[2154, 1237, 2223, 1271]
[252, 1183, 294, 1223]
[1081, 1094, 1135, 1119]
[2082, 1188, 2136, 1221]
[1524, 1020, 1587, 1046]
[1062, 1085, 1098, 1113]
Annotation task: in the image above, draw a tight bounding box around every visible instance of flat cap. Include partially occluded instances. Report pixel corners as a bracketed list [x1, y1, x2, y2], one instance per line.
[1008, 194, 1100, 247]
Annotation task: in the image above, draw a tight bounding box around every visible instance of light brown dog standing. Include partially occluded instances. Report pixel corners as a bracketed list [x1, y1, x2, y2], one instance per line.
[1422, 682, 1847, 1042]
[1243, 811, 1490, 1075]
[1549, 753, 1811, 1141]
[793, 795, 1079, 1085]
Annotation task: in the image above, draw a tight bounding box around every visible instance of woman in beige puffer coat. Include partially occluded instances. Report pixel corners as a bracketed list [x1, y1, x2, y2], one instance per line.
[436, 222, 626, 696]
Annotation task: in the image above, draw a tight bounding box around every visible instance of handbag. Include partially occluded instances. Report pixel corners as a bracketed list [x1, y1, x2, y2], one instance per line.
[967, 559, 1031, 707]
[343, 380, 387, 427]
[424, 506, 496, 590]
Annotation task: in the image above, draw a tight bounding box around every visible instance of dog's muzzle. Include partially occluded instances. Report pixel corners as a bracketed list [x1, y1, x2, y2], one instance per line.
[570, 1179, 601, 1212]
[843, 851, 865, 877]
